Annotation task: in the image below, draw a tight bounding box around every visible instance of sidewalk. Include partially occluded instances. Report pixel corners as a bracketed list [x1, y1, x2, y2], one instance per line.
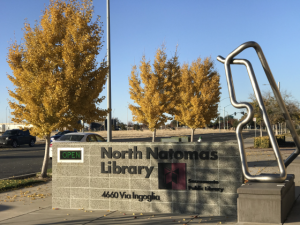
[0, 138, 300, 225]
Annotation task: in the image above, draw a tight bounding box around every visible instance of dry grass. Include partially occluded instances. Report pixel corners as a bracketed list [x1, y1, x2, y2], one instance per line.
[72, 128, 235, 139]
[38, 128, 235, 141]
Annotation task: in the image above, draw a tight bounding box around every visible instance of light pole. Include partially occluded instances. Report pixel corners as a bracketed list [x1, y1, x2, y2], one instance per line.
[127, 106, 128, 131]
[219, 97, 230, 132]
[224, 104, 232, 130]
[106, 0, 112, 142]
[6, 106, 8, 125]
[225, 111, 229, 130]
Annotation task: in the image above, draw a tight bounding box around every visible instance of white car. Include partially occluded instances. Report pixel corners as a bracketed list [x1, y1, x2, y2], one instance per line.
[49, 132, 106, 159]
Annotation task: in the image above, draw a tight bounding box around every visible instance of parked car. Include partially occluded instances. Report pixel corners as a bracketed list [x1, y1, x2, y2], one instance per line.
[0, 129, 36, 148]
[50, 130, 77, 143]
[49, 132, 106, 159]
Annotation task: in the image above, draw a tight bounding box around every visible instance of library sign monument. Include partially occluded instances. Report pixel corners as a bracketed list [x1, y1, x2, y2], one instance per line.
[51, 41, 300, 223]
[52, 142, 243, 215]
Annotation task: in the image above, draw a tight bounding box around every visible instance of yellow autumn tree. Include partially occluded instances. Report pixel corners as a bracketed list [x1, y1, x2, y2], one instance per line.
[175, 57, 221, 142]
[129, 47, 180, 142]
[6, 0, 109, 177]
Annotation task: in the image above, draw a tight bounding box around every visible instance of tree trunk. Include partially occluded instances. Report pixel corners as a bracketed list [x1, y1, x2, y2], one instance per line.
[40, 134, 51, 178]
[191, 128, 195, 142]
[152, 129, 156, 142]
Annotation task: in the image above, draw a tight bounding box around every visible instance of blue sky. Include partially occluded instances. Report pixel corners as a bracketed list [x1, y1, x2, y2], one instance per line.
[1, 0, 300, 126]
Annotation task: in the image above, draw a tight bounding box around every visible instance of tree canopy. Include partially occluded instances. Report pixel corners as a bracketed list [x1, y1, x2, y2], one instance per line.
[128, 46, 180, 142]
[174, 57, 221, 141]
[248, 90, 300, 126]
[6, 0, 109, 177]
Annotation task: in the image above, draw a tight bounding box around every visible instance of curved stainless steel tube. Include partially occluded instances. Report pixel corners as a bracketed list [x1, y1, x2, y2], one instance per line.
[217, 41, 300, 182]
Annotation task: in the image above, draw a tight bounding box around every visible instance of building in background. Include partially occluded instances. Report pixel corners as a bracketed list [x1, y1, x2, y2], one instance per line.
[90, 119, 117, 131]
[0, 123, 33, 132]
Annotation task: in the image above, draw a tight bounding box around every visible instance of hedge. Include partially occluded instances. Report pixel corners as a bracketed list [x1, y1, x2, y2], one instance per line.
[254, 135, 285, 148]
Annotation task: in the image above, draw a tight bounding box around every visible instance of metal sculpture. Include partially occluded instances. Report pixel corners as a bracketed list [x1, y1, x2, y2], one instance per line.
[217, 41, 300, 182]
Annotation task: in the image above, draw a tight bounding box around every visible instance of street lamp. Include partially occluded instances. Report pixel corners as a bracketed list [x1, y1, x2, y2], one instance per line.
[225, 111, 229, 130]
[224, 104, 232, 130]
[106, 0, 112, 142]
[219, 97, 230, 132]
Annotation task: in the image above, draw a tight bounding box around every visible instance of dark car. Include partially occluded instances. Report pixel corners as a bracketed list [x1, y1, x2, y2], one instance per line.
[0, 129, 36, 148]
[50, 130, 77, 142]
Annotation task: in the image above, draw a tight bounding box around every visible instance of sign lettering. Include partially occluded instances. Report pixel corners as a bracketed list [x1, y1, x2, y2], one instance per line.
[58, 148, 84, 163]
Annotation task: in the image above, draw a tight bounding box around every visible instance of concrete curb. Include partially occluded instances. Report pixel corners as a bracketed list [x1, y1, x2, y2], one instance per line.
[0, 173, 37, 181]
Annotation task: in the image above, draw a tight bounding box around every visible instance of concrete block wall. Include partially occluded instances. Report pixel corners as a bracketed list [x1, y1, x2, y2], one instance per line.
[52, 142, 243, 215]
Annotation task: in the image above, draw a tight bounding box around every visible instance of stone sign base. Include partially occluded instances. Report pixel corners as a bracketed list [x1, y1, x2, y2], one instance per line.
[287, 157, 300, 198]
[52, 142, 243, 215]
[237, 174, 295, 225]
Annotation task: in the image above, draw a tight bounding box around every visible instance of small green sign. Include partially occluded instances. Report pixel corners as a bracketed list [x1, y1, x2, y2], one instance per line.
[60, 151, 82, 160]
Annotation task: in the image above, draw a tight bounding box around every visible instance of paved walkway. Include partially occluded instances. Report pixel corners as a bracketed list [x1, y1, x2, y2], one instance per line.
[0, 138, 300, 225]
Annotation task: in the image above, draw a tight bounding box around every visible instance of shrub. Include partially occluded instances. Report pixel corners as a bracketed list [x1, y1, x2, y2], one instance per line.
[254, 137, 261, 148]
[261, 136, 271, 148]
[254, 135, 285, 148]
[254, 136, 270, 148]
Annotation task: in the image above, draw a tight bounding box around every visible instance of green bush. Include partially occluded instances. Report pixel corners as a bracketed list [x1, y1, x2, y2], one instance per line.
[261, 136, 271, 148]
[296, 129, 300, 135]
[254, 136, 271, 148]
[254, 136, 270, 148]
[254, 137, 261, 148]
[254, 135, 285, 148]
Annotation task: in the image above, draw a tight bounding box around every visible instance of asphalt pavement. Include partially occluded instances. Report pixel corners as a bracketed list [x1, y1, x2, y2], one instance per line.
[0, 143, 52, 179]
[0, 130, 263, 180]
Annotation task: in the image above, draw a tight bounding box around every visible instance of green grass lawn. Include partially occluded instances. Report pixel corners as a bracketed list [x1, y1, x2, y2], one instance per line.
[0, 169, 52, 193]
[0, 179, 45, 193]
